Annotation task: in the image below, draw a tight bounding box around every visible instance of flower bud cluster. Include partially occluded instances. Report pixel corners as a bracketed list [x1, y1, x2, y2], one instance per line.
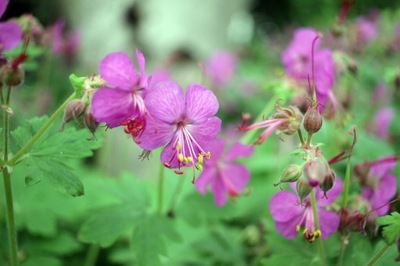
[275, 147, 335, 202]
[62, 75, 106, 135]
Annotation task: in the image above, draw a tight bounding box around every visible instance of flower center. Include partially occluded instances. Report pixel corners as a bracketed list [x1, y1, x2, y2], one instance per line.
[163, 121, 211, 183]
[122, 115, 146, 144]
[296, 201, 322, 243]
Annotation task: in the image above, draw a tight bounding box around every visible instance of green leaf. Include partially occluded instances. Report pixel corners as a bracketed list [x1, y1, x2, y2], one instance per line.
[24, 157, 84, 197]
[376, 212, 400, 244]
[22, 255, 62, 266]
[25, 232, 82, 255]
[132, 213, 181, 266]
[78, 174, 149, 247]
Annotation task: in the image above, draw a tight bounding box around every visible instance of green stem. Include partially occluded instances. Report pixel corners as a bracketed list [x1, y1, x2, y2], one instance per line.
[305, 133, 313, 148]
[83, 244, 100, 266]
[310, 189, 327, 266]
[337, 234, 349, 266]
[366, 243, 390, 266]
[240, 94, 279, 145]
[297, 129, 305, 146]
[2, 85, 18, 265]
[157, 163, 165, 214]
[7, 92, 76, 166]
[341, 155, 352, 208]
[2, 169, 18, 266]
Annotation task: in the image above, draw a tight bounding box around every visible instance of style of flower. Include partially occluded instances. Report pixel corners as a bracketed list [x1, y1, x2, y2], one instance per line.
[138, 80, 221, 181]
[0, 0, 23, 52]
[204, 51, 237, 89]
[91, 50, 151, 130]
[195, 139, 254, 206]
[269, 178, 343, 242]
[355, 155, 397, 216]
[281, 28, 336, 109]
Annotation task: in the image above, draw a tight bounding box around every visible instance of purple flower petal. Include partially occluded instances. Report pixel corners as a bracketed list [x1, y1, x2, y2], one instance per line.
[91, 87, 134, 128]
[0, 0, 8, 18]
[221, 163, 250, 195]
[138, 115, 176, 150]
[185, 84, 219, 123]
[318, 209, 340, 239]
[370, 157, 397, 179]
[225, 143, 254, 162]
[364, 173, 397, 216]
[210, 170, 228, 207]
[100, 52, 138, 90]
[270, 191, 303, 222]
[190, 117, 222, 149]
[0, 21, 23, 50]
[275, 216, 302, 239]
[203, 139, 225, 166]
[374, 107, 394, 139]
[135, 49, 147, 88]
[195, 167, 216, 194]
[145, 81, 185, 123]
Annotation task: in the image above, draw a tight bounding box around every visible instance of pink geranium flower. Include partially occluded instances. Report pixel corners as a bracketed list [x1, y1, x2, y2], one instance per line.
[51, 20, 79, 59]
[373, 107, 394, 139]
[355, 155, 397, 216]
[195, 139, 254, 206]
[204, 51, 237, 89]
[138, 81, 221, 180]
[0, 0, 23, 52]
[270, 178, 343, 242]
[91, 50, 151, 128]
[282, 28, 336, 109]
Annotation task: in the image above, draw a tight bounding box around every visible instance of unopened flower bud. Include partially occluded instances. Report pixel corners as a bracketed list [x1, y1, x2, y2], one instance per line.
[303, 105, 322, 134]
[303, 157, 329, 187]
[3, 65, 25, 87]
[274, 164, 302, 186]
[296, 178, 313, 202]
[63, 99, 85, 123]
[319, 169, 335, 195]
[84, 109, 99, 134]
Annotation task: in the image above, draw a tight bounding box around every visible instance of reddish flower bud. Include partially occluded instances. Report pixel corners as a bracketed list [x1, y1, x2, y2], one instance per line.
[303, 156, 330, 187]
[3, 65, 25, 87]
[84, 109, 99, 134]
[63, 99, 85, 123]
[303, 105, 322, 134]
[319, 169, 336, 196]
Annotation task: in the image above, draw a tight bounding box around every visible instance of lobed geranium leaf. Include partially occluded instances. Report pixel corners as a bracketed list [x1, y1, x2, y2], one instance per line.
[376, 212, 400, 245]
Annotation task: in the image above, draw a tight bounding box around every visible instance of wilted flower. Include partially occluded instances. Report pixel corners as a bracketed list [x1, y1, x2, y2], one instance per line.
[239, 105, 302, 145]
[0, 0, 23, 53]
[270, 178, 343, 242]
[355, 155, 397, 216]
[204, 51, 237, 89]
[91, 50, 151, 129]
[195, 139, 253, 206]
[138, 80, 221, 181]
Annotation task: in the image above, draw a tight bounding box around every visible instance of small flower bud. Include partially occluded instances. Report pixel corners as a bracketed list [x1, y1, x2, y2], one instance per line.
[296, 178, 313, 202]
[3, 65, 25, 87]
[84, 109, 99, 134]
[274, 164, 302, 186]
[303, 156, 329, 187]
[63, 99, 86, 123]
[303, 105, 322, 134]
[319, 169, 335, 196]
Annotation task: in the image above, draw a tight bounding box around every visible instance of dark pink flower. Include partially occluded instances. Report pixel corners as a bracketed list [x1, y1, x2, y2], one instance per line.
[204, 51, 237, 89]
[270, 178, 342, 241]
[281, 28, 336, 109]
[356, 155, 397, 216]
[0, 0, 23, 52]
[138, 81, 221, 180]
[373, 107, 394, 139]
[355, 16, 378, 45]
[51, 20, 79, 58]
[91, 50, 150, 128]
[195, 139, 254, 206]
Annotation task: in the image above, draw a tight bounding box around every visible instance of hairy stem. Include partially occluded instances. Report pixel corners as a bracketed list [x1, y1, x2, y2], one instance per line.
[337, 234, 349, 266]
[341, 155, 352, 208]
[297, 129, 305, 146]
[2, 86, 18, 265]
[366, 243, 390, 266]
[83, 244, 100, 266]
[311, 189, 327, 266]
[8, 92, 76, 166]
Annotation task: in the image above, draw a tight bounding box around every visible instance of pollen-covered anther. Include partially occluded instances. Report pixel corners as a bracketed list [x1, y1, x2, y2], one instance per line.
[174, 169, 184, 175]
[198, 154, 204, 164]
[206, 151, 211, 160]
[195, 163, 203, 171]
[163, 162, 171, 168]
[178, 153, 184, 162]
[303, 228, 322, 243]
